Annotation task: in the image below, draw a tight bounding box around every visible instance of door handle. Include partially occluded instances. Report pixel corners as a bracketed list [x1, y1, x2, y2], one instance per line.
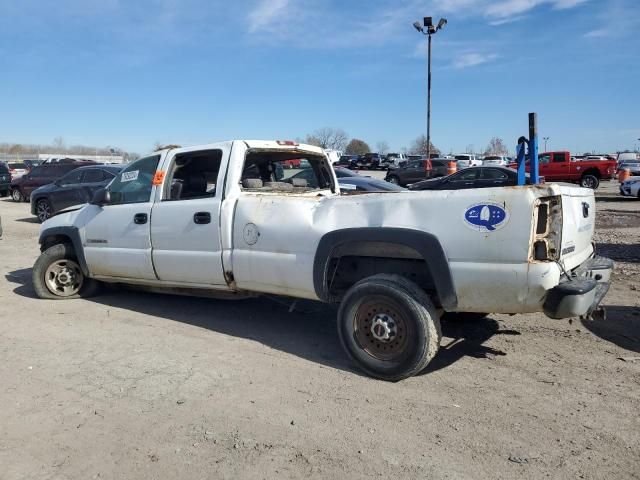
[193, 212, 211, 224]
[133, 213, 148, 224]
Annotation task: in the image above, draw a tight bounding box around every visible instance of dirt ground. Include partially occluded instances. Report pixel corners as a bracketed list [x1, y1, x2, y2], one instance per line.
[0, 180, 638, 480]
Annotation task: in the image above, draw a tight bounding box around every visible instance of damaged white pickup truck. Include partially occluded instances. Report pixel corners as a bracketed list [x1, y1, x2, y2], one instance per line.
[34, 140, 612, 380]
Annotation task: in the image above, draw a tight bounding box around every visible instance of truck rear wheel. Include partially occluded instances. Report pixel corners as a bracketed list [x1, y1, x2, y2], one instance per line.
[32, 243, 101, 300]
[337, 274, 441, 381]
[580, 174, 599, 189]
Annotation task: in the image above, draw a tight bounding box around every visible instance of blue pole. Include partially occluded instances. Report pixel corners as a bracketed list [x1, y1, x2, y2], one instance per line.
[529, 112, 539, 184]
[516, 138, 527, 186]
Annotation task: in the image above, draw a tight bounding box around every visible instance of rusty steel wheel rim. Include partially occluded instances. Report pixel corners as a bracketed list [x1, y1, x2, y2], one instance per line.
[353, 296, 411, 361]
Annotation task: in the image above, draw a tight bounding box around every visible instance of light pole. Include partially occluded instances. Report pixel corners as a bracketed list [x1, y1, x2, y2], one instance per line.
[543, 136, 549, 152]
[413, 16, 447, 160]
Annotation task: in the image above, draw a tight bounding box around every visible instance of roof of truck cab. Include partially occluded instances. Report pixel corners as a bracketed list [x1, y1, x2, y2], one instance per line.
[153, 140, 325, 156]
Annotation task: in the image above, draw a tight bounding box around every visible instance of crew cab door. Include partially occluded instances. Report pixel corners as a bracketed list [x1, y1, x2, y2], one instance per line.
[230, 149, 336, 299]
[149, 145, 229, 285]
[83, 155, 161, 280]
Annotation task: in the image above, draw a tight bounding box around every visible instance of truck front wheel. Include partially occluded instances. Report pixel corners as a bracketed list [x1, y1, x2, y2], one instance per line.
[580, 174, 599, 189]
[337, 274, 441, 381]
[32, 243, 100, 300]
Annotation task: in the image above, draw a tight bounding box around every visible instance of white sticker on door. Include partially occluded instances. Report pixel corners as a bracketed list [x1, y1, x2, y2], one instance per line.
[121, 170, 139, 182]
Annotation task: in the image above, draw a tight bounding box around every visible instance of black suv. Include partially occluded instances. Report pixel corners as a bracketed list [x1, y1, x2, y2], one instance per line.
[0, 163, 10, 197]
[357, 153, 384, 170]
[336, 155, 358, 169]
[30, 165, 122, 222]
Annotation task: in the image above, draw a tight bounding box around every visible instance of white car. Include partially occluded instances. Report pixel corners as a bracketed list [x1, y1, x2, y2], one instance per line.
[8, 162, 28, 180]
[617, 152, 638, 163]
[33, 139, 612, 381]
[482, 155, 510, 166]
[454, 154, 482, 168]
[620, 177, 640, 198]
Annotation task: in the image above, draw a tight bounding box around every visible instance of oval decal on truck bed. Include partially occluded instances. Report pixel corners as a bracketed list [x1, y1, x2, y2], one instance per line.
[464, 203, 509, 232]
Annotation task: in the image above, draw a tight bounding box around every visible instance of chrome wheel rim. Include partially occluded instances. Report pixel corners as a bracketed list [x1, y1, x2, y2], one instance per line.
[44, 259, 84, 297]
[582, 177, 596, 188]
[12, 189, 21, 201]
[37, 201, 51, 222]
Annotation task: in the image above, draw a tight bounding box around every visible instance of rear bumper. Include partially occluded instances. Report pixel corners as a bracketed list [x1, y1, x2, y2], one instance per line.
[543, 256, 613, 319]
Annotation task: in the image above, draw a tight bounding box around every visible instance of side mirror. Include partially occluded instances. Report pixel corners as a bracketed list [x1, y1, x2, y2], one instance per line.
[90, 188, 110, 206]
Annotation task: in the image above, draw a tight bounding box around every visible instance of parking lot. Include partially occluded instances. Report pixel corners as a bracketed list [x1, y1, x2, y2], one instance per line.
[0, 181, 638, 479]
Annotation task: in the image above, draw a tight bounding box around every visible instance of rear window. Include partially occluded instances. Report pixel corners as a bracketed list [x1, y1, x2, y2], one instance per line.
[0, 164, 8, 173]
[454, 155, 470, 161]
[9, 163, 27, 169]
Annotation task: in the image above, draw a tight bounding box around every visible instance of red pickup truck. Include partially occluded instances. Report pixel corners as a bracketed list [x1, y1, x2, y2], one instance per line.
[510, 151, 616, 189]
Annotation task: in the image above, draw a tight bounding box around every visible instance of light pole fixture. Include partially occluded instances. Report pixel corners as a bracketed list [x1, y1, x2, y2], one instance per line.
[413, 16, 447, 160]
[543, 136, 549, 152]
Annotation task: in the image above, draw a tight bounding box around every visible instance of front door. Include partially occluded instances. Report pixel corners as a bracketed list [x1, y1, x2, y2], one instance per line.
[150, 146, 229, 285]
[83, 155, 161, 280]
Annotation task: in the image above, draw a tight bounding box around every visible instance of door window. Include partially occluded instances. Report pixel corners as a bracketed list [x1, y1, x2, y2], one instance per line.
[82, 169, 105, 183]
[58, 169, 84, 185]
[539, 154, 551, 164]
[164, 150, 222, 201]
[108, 155, 160, 205]
[451, 169, 479, 182]
[552, 153, 565, 163]
[481, 169, 508, 180]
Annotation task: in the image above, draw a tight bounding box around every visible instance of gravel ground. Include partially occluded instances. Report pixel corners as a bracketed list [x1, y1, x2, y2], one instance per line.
[0, 180, 638, 480]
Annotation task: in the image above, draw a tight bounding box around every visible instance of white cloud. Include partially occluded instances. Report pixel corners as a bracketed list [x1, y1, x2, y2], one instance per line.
[488, 15, 527, 25]
[583, 28, 608, 37]
[453, 52, 499, 68]
[486, 0, 588, 19]
[248, 0, 291, 33]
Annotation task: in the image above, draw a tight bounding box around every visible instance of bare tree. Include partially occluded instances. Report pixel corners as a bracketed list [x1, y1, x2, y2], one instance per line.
[465, 144, 474, 154]
[484, 137, 509, 156]
[305, 127, 349, 151]
[376, 141, 390, 154]
[53, 136, 66, 153]
[409, 135, 440, 156]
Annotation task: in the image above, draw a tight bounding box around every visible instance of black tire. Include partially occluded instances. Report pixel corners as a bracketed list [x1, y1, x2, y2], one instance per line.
[441, 312, 489, 322]
[580, 174, 599, 189]
[387, 175, 400, 186]
[36, 198, 53, 223]
[32, 243, 101, 300]
[10, 188, 23, 202]
[337, 274, 441, 381]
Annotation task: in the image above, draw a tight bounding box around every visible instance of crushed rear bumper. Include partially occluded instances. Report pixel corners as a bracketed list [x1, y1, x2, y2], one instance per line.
[543, 256, 613, 319]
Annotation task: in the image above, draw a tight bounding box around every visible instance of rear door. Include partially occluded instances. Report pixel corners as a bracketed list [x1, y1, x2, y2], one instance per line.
[150, 145, 229, 285]
[479, 168, 511, 187]
[442, 169, 480, 189]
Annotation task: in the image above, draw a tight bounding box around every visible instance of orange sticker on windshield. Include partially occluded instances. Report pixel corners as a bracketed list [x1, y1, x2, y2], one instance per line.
[152, 171, 165, 186]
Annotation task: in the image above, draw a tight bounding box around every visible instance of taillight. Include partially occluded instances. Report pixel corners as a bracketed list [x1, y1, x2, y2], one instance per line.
[532, 196, 562, 262]
[423, 159, 432, 171]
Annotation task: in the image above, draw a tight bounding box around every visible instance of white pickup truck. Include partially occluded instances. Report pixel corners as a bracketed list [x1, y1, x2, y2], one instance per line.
[34, 140, 612, 381]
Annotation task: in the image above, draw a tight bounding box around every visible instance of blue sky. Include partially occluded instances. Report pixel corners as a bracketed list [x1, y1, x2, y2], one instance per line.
[0, 0, 638, 155]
